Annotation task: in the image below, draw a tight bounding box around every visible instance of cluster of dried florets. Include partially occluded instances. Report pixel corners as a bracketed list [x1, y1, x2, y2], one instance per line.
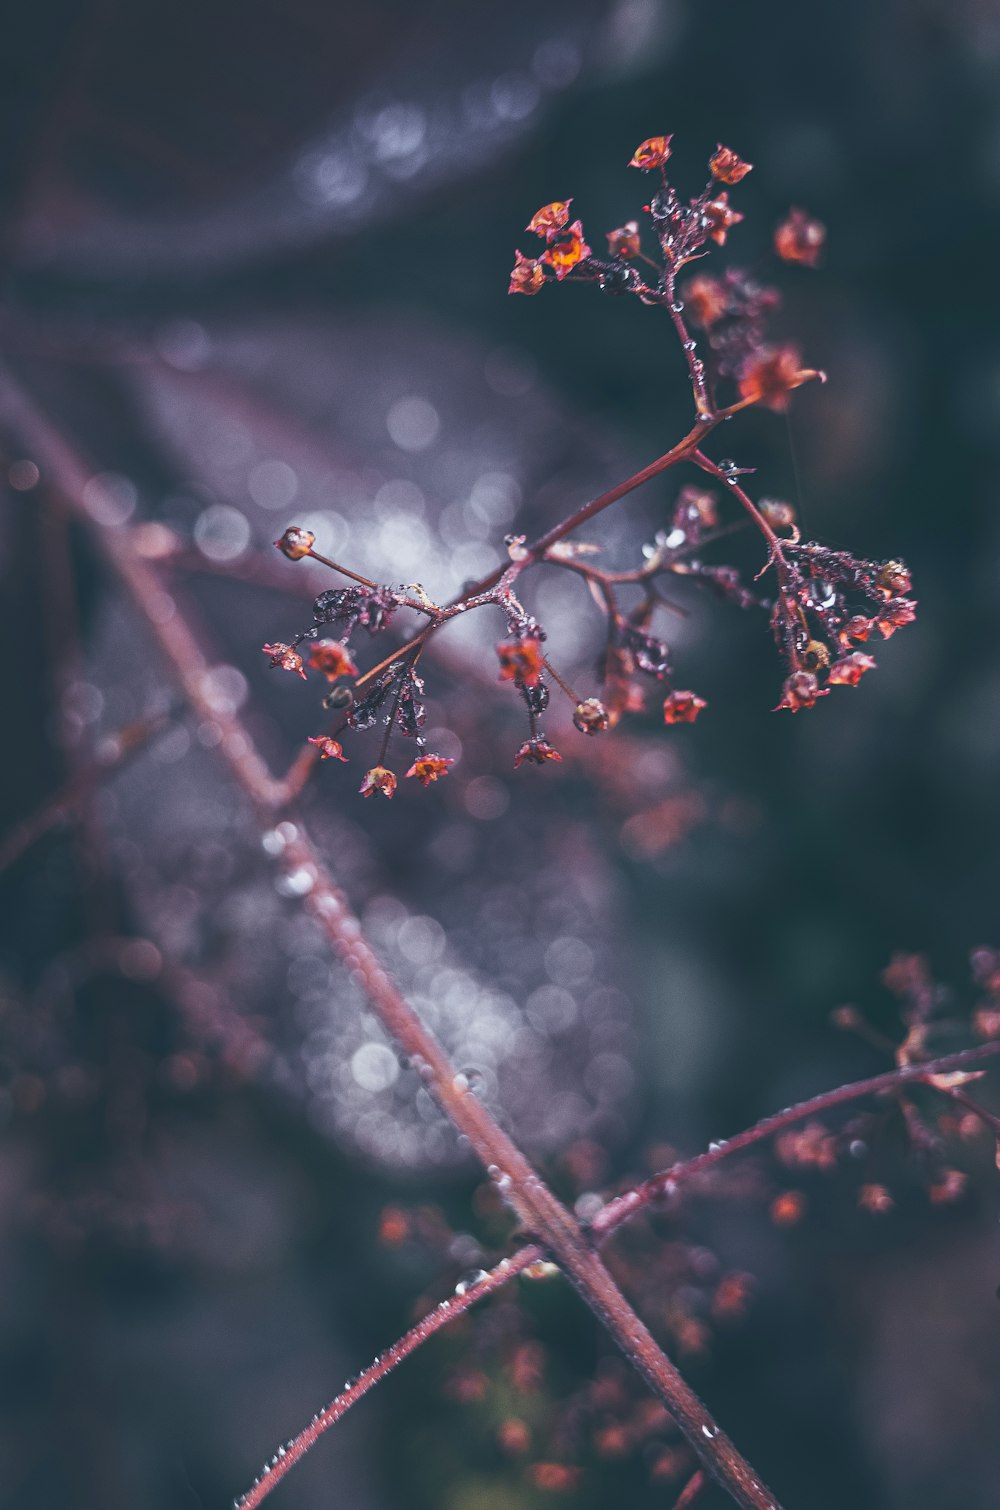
[770, 545, 917, 711]
[263, 135, 916, 796]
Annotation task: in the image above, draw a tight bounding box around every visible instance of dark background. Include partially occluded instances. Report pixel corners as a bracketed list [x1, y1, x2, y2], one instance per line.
[1, 2, 999, 1507]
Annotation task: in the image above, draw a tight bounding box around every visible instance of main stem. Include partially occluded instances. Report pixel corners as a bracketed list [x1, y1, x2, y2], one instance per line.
[0, 366, 783, 1510]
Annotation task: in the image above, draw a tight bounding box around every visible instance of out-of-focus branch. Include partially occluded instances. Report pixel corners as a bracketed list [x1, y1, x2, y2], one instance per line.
[0, 710, 173, 876]
[591, 1040, 1000, 1239]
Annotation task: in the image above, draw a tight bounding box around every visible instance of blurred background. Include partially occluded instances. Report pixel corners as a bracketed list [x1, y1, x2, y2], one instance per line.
[2, 1, 1000, 1507]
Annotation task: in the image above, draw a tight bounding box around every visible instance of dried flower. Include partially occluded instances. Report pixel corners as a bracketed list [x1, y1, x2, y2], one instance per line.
[739, 345, 819, 411]
[526, 201, 573, 237]
[405, 753, 454, 785]
[663, 690, 707, 724]
[759, 498, 797, 531]
[709, 144, 753, 184]
[572, 698, 610, 735]
[509, 250, 546, 296]
[262, 642, 307, 679]
[875, 599, 918, 638]
[308, 735, 348, 762]
[929, 1169, 968, 1205]
[514, 737, 563, 768]
[775, 670, 828, 712]
[628, 135, 673, 170]
[497, 637, 545, 687]
[359, 765, 397, 799]
[606, 221, 641, 259]
[274, 526, 315, 560]
[541, 221, 591, 280]
[858, 1184, 894, 1214]
[683, 274, 727, 328]
[875, 559, 913, 596]
[307, 640, 359, 682]
[774, 208, 826, 266]
[770, 1190, 806, 1226]
[827, 652, 877, 686]
[704, 192, 743, 245]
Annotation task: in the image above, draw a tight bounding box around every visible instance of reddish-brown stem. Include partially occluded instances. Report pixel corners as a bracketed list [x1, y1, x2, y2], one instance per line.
[675, 1469, 707, 1510]
[236, 1245, 545, 1510]
[0, 368, 784, 1510]
[0, 710, 173, 876]
[691, 449, 786, 564]
[303, 547, 377, 589]
[591, 1040, 1000, 1238]
[351, 420, 718, 688]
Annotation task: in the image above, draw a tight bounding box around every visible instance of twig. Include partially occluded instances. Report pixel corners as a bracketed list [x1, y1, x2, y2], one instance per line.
[591, 1040, 1000, 1238]
[236, 1246, 544, 1510]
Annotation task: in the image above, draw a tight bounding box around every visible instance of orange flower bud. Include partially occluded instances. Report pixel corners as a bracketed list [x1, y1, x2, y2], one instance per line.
[307, 639, 359, 682]
[606, 220, 641, 258]
[274, 526, 315, 560]
[775, 207, 826, 266]
[307, 735, 348, 762]
[509, 249, 546, 296]
[526, 200, 573, 237]
[683, 274, 727, 327]
[262, 642, 307, 679]
[540, 221, 591, 280]
[359, 765, 397, 799]
[405, 753, 454, 786]
[663, 690, 707, 724]
[572, 698, 610, 734]
[709, 144, 753, 184]
[704, 192, 743, 245]
[629, 135, 673, 170]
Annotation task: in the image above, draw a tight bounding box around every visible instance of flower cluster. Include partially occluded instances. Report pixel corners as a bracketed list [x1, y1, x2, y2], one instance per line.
[262, 135, 915, 797]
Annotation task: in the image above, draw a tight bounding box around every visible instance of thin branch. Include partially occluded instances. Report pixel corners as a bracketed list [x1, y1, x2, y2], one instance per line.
[591, 1040, 1000, 1239]
[236, 1246, 544, 1510]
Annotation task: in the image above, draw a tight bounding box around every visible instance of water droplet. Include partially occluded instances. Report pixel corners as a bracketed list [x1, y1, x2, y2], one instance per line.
[455, 1268, 489, 1295]
[708, 1139, 726, 1153]
[701, 1423, 718, 1439]
[671, 300, 684, 313]
[453, 1066, 484, 1094]
[849, 1139, 868, 1159]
